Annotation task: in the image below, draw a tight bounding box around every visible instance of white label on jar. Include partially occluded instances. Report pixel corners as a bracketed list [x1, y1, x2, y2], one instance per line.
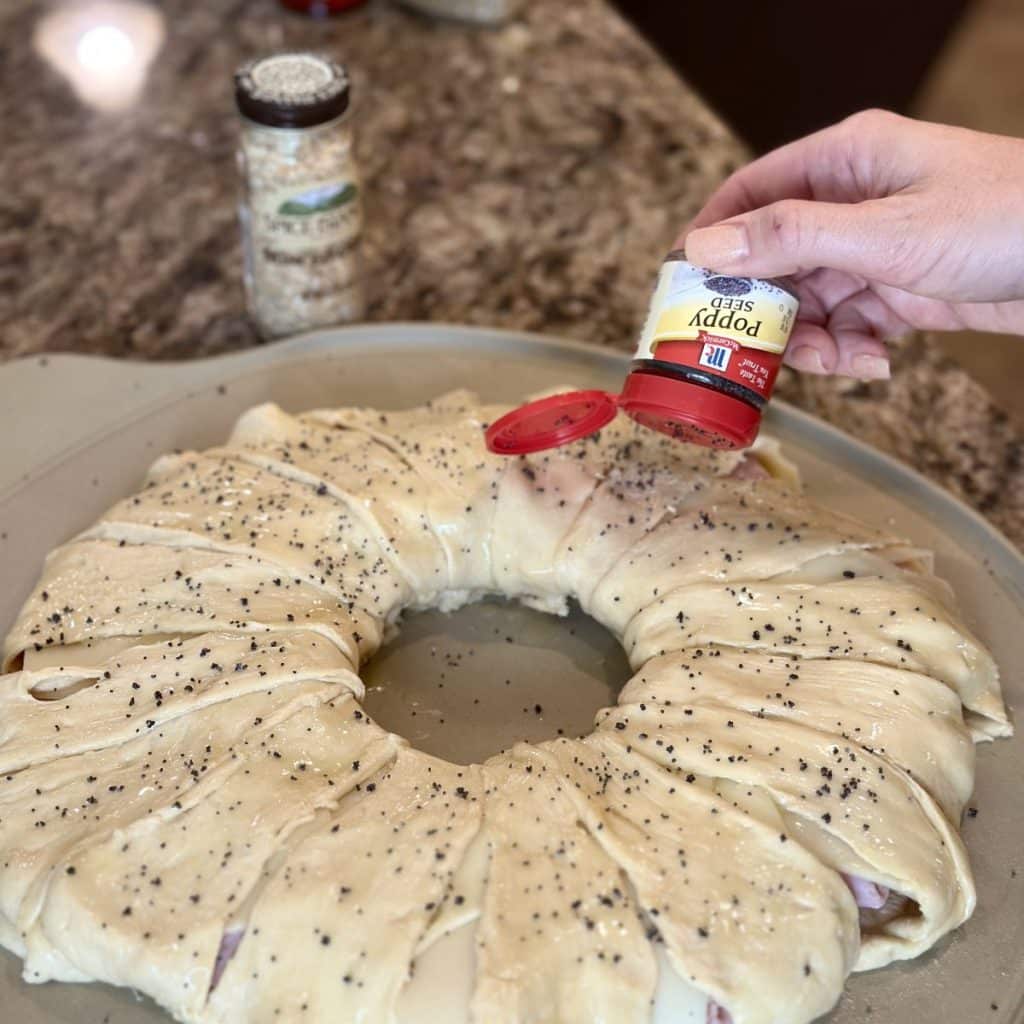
[400, 0, 519, 22]
[245, 154, 363, 337]
[252, 174, 361, 258]
[636, 257, 798, 360]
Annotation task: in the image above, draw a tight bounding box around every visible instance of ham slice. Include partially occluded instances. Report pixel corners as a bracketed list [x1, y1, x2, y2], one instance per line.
[209, 925, 245, 994]
[844, 874, 891, 911]
[707, 1001, 734, 1024]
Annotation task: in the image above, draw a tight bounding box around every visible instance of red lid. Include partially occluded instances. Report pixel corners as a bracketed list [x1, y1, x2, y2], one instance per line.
[485, 390, 619, 455]
[619, 371, 760, 449]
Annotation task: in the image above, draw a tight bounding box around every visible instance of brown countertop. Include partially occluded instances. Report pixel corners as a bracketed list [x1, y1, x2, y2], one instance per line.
[1, 0, 1021, 547]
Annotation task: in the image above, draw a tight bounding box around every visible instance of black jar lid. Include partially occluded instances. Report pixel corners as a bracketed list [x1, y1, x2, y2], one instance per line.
[235, 52, 350, 129]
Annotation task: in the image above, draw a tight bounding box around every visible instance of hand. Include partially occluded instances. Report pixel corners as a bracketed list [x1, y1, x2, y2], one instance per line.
[681, 109, 1024, 378]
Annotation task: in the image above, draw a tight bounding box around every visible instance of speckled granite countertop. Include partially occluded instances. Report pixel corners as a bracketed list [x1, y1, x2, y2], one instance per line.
[0, 0, 1020, 547]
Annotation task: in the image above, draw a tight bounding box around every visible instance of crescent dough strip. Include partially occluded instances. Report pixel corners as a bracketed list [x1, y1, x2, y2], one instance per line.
[594, 703, 974, 969]
[582, 478, 894, 635]
[490, 451, 604, 615]
[470, 744, 657, 1023]
[767, 549, 952, 607]
[414, 827, 490, 954]
[542, 734, 860, 1024]
[494, 411, 747, 613]
[614, 648, 975, 821]
[3, 540, 378, 672]
[228, 404, 449, 602]
[0, 631, 360, 774]
[28, 695, 398, 1021]
[308, 391, 507, 596]
[622, 577, 1007, 737]
[0, 680, 336, 969]
[205, 749, 481, 1024]
[81, 450, 408, 617]
[555, 425, 778, 607]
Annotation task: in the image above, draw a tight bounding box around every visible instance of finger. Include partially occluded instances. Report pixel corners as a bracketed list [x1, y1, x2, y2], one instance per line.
[826, 291, 896, 379]
[872, 284, 1024, 335]
[683, 195, 918, 285]
[839, 287, 910, 342]
[871, 283, 967, 331]
[830, 329, 891, 380]
[686, 144, 815, 232]
[685, 121, 853, 233]
[797, 267, 868, 312]
[794, 270, 910, 343]
[955, 297, 1024, 335]
[684, 109, 913, 236]
[792, 285, 828, 328]
[783, 320, 840, 375]
[782, 276, 903, 378]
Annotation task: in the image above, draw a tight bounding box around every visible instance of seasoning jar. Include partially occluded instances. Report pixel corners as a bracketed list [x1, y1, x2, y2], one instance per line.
[235, 52, 364, 340]
[485, 251, 800, 453]
[398, 0, 522, 25]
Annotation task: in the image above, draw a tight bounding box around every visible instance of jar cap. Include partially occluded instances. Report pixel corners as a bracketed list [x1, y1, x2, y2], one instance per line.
[619, 371, 761, 449]
[236, 52, 350, 128]
[485, 390, 619, 455]
[485, 376, 761, 455]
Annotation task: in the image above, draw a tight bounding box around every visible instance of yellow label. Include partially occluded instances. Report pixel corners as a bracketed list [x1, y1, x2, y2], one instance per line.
[636, 256, 798, 358]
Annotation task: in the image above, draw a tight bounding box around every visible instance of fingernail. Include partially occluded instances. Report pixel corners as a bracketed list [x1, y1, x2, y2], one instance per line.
[851, 354, 891, 380]
[685, 223, 749, 268]
[787, 345, 827, 374]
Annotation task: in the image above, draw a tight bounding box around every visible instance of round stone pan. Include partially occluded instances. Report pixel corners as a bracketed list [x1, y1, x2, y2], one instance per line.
[0, 325, 1020, 1024]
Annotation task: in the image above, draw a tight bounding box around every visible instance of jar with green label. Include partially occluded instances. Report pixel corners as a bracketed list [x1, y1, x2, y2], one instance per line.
[398, 0, 522, 24]
[235, 52, 364, 339]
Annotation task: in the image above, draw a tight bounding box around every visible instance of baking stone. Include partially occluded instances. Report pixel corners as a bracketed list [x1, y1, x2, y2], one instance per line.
[0, 325, 1020, 1024]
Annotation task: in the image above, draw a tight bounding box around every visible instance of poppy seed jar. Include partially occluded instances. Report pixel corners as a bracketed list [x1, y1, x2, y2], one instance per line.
[623, 251, 800, 448]
[235, 53, 365, 339]
[485, 253, 799, 455]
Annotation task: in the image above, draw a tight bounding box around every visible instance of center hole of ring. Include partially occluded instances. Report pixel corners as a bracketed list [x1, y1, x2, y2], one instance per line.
[360, 597, 631, 766]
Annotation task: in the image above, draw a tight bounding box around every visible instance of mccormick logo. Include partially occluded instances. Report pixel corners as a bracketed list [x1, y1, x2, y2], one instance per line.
[699, 342, 732, 371]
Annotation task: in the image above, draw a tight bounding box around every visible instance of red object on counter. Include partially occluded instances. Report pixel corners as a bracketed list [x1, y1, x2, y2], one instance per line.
[278, 0, 369, 14]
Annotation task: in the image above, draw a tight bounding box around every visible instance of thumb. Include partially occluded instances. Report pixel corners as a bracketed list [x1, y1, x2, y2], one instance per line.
[682, 198, 907, 283]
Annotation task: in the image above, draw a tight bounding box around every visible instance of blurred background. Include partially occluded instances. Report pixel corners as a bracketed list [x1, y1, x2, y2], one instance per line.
[3, 0, 1021, 439]
[613, 0, 1023, 419]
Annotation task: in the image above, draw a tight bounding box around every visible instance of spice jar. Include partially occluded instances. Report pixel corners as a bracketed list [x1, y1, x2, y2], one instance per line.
[486, 251, 800, 453]
[235, 52, 364, 340]
[398, 0, 522, 25]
